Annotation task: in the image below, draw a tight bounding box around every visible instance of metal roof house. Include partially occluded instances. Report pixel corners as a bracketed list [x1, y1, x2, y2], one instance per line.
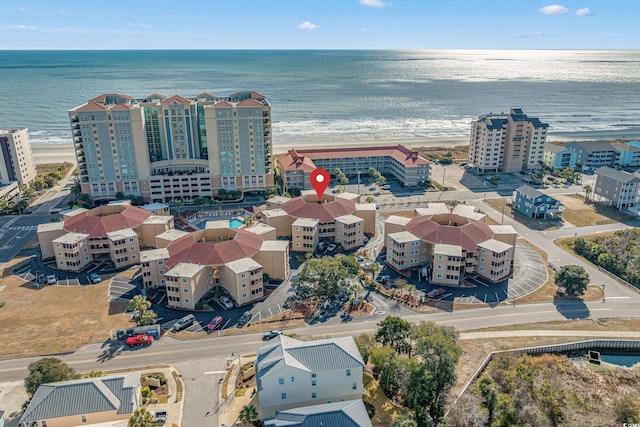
[513, 185, 565, 219]
[256, 335, 365, 419]
[19, 374, 140, 427]
[263, 399, 373, 427]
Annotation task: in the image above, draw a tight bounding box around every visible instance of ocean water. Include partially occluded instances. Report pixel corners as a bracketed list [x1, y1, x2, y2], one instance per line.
[1, 50, 640, 147]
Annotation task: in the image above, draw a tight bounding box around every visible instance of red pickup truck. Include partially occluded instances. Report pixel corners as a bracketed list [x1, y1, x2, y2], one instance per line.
[126, 334, 153, 347]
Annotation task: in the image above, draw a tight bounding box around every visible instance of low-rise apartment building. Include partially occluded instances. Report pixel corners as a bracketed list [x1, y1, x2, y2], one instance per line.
[468, 108, 548, 173]
[262, 192, 375, 252]
[384, 204, 517, 285]
[543, 143, 577, 170]
[276, 145, 430, 190]
[140, 220, 289, 309]
[256, 335, 365, 419]
[0, 128, 37, 189]
[37, 204, 174, 272]
[565, 141, 619, 171]
[594, 166, 640, 210]
[513, 185, 565, 219]
[19, 374, 141, 427]
[611, 143, 640, 167]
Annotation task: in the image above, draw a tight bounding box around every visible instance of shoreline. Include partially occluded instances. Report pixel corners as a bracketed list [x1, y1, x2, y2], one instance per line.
[30, 130, 640, 165]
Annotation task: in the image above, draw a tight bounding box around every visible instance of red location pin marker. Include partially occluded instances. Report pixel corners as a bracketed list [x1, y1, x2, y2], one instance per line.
[310, 168, 330, 199]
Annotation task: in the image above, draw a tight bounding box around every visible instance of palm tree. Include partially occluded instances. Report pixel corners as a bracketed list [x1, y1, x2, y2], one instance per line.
[367, 262, 382, 280]
[365, 196, 375, 203]
[238, 404, 259, 426]
[137, 309, 158, 326]
[349, 282, 362, 301]
[129, 295, 151, 316]
[583, 184, 593, 203]
[129, 408, 153, 427]
[405, 284, 416, 300]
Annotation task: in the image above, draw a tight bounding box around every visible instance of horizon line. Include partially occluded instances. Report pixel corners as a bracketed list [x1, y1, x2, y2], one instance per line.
[1, 48, 639, 52]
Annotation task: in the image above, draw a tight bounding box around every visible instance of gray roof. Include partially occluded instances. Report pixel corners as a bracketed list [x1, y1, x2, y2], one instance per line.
[257, 336, 364, 380]
[611, 142, 640, 152]
[566, 141, 616, 153]
[263, 400, 372, 427]
[595, 166, 640, 184]
[544, 143, 570, 154]
[20, 374, 139, 424]
[515, 184, 544, 199]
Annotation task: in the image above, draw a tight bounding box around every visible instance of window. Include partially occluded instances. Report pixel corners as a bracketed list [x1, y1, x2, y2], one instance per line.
[346, 369, 351, 376]
[279, 378, 284, 385]
[182, 278, 188, 283]
[312, 380, 316, 386]
[81, 415, 87, 423]
[185, 298, 190, 303]
[131, 246, 136, 251]
[242, 292, 247, 298]
[41, 422, 48, 427]
[352, 383, 357, 390]
[291, 376, 295, 382]
[312, 392, 317, 398]
[281, 393, 287, 400]
[312, 373, 316, 378]
[183, 288, 189, 293]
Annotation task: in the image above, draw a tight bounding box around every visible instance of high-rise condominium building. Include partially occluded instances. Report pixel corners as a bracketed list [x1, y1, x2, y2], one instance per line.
[0, 128, 37, 188]
[68, 92, 273, 202]
[468, 108, 549, 173]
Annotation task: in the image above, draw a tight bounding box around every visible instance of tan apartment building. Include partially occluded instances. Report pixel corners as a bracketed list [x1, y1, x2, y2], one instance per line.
[262, 192, 375, 252]
[0, 128, 37, 189]
[37, 204, 173, 271]
[69, 92, 273, 202]
[140, 220, 289, 309]
[469, 108, 548, 173]
[384, 203, 517, 286]
[276, 145, 430, 191]
[19, 374, 140, 427]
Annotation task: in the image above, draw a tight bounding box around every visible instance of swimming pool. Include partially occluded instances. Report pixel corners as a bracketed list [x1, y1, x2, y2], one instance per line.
[229, 218, 244, 229]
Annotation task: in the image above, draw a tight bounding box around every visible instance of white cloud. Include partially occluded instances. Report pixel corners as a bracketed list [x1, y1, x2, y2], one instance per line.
[9, 25, 36, 30]
[297, 21, 320, 31]
[360, 0, 390, 7]
[539, 5, 568, 14]
[575, 8, 592, 16]
[18, 7, 25, 11]
[517, 32, 546, 38]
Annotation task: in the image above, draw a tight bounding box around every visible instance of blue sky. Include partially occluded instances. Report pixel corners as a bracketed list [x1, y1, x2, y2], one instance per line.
[0, 0, 637, 49]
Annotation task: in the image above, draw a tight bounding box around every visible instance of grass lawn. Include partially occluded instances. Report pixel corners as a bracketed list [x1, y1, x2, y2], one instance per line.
[555, 194, 633, 227]
[363, 372, 411, 427]
[0, 275, 130, 359]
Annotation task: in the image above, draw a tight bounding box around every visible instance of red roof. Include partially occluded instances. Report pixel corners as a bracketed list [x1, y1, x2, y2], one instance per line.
[237, 99, 265, 107]
[76, 102, 108, 111]
[89, 94, 132, 103]
[144, 93, 167, 101]
[63, 206, 155, 238]
[279, 196, 356, 223]
[229, 91, 266, 99]
[111, 104, 132, 110]
[165, 229, 264, 267]
[405, 215, 495, 252]
[161, 95, 193, 105]
[277, 145, 429, 172]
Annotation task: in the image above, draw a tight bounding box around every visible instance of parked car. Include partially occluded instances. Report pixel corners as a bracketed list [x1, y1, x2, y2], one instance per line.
[427, 288, 446, 299]
[380, 184, 391, 190]
[219, 296, 234, 310]
[207, 315, 224, 331]
[327, 243, 337, 252]
[375, 204, 380, 209]
[237, 311, 252, 327]
[263, 330, 283, 340]
[363, 236, 370, 243]
[89, 273, 102, 284]
[46, 274, 57, 285]
[126, 334, 153, 347]
[36, 274, 47, 284]
[150, 411, 167, 425]
[172, 314, 196, 332]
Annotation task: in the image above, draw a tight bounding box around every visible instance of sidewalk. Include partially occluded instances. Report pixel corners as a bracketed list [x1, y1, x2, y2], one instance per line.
[218, 355, 259, 427]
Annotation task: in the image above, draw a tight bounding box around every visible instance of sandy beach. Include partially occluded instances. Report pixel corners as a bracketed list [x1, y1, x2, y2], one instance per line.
[30, 129, 640, 165]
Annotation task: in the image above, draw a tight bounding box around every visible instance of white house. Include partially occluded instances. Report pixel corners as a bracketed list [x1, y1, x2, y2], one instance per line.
[256, 335, 365, 419]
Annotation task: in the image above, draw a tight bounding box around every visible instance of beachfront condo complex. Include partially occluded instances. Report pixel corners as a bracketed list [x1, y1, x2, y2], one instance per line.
[468, 108, 549, 174]
[0, 128, 37, 189]
[68, 92, 273, 202]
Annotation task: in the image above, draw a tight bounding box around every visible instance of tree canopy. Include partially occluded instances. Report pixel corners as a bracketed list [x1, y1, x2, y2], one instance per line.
[555, 265, 589, 297]
[293, 254, 359, 300]
[25, 358, 78, 395]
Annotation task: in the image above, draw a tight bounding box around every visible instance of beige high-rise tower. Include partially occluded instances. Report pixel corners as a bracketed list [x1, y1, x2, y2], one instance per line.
[468, 108, 549, 173]
[0, 128, 37, 188]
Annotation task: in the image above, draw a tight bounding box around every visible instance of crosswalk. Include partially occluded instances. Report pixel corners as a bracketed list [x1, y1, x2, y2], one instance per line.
[3, 225, 38, 231]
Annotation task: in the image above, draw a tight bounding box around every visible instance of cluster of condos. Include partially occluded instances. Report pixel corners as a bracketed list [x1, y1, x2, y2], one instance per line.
[17, 334, 372, 427]
[68, 92, 431, 203]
